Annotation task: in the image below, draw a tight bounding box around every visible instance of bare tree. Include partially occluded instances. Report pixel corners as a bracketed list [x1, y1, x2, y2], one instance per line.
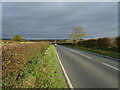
[68, 27, 86, 43]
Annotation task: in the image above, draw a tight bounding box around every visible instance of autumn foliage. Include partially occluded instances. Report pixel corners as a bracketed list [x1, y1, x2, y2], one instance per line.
[77, 37, 119, 50]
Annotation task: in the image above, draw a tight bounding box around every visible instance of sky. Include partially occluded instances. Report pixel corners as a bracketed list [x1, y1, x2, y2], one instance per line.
[2, 2, 118, 40]
[0, 2, 2, 38]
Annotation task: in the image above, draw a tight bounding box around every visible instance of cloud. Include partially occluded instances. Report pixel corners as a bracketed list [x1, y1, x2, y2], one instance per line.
[2, 2, 118, 39]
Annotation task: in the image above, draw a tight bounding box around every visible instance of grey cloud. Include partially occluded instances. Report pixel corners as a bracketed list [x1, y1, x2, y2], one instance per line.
[2, 2, 118, 39]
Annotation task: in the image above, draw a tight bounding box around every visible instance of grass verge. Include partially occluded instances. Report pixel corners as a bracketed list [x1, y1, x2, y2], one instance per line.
[64, 45, 119, 59]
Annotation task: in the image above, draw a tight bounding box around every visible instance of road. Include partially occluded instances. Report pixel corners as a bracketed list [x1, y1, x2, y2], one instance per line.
[54, 45, 119, 88]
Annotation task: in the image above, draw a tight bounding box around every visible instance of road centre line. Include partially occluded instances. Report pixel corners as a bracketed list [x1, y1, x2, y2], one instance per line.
[65, 47, 93, 59]
[79, 53, 92, 59]
[102, 63, 120, 71]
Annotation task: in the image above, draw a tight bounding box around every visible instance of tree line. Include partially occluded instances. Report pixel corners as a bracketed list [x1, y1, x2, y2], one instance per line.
[78, 37, 119, 50]
[63, 36, 120, 52]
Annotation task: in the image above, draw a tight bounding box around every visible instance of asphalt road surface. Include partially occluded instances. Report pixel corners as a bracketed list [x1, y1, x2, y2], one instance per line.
[55, 45, 119, 88]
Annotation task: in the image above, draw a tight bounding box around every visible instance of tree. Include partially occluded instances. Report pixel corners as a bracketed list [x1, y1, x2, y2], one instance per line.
[85, 39, 98, 48]
[97, 37, 111, 49]
[11, 35, 22, 41]
[116, 36, 120, 51]
[68, 27, 86, 43]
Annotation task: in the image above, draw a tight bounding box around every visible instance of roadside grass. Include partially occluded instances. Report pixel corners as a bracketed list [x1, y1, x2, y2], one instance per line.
[64, 45, 119, 59]
[3, 44, 67, 88]
[19, 45, 67, 88]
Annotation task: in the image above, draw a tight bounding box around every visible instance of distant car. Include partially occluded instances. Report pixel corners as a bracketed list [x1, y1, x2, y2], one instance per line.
[54, 44, 57, 45]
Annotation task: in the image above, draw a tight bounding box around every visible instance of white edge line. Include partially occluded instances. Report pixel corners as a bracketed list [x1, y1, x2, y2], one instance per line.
[53, 46, 74, 89]
[102, 63, 120, 71]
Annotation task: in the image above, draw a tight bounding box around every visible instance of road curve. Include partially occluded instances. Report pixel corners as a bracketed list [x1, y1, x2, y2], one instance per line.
[55, 45, 119, 88]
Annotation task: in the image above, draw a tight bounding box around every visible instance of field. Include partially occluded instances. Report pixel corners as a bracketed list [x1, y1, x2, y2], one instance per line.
[2, 41, 67, 88]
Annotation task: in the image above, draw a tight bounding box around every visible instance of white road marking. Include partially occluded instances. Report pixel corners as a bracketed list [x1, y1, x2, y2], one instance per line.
[65, 48, 79, 53]
[102, 63, 120, 71]
[65, 48, 93, 59]
[69, 49, 79, 53]
[54, 46, 74, 89]
[79, 53, 92, 59]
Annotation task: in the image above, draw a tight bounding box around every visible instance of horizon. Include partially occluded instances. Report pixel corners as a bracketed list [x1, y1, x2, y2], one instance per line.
[2, 35, 118, 41]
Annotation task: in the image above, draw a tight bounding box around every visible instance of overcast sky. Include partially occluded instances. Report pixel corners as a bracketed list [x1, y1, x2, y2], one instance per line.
[2, 2, 118, 39]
